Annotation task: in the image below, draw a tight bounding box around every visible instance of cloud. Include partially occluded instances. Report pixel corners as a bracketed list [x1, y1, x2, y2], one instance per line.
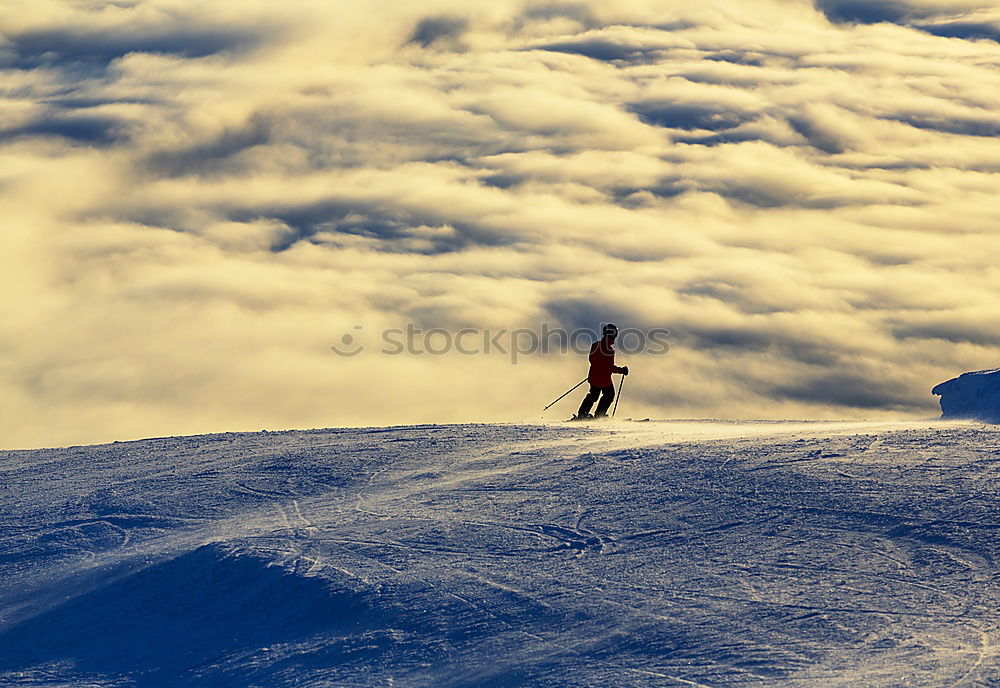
[628, 80, 768, 132]
[770, 369, 918, 408]
[919, 18, 1000, 43]
[2, 0, 999, 447]
[0, 111, 125, 144]
[893, 309, 1000, 346]
[5, 25, 264, 68]
[815, 0, 918, 24]
[407, 16, 469, 49]
[815, 0, 1000, 43]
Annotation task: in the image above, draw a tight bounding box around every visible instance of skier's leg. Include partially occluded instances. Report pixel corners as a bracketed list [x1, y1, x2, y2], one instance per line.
[594, 385, 615, 416]
[578, 385, 600, 416]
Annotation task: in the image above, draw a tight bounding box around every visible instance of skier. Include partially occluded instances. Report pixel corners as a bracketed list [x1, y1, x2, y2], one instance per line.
[575, 323, 628, 420]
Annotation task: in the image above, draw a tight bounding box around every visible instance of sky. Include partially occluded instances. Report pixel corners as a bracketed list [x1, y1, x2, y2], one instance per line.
[2, 0, 1000, 448]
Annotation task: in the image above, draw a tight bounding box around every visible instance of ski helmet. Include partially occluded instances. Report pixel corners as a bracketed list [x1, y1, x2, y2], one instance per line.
[602, 323, 619, 337]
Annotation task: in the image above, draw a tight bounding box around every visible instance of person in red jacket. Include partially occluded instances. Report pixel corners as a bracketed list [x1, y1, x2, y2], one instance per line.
[576, 323, 629, 419]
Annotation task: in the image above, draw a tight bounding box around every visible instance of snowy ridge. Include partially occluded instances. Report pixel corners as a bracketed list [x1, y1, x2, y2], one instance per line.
[3, 421, 1000, 686]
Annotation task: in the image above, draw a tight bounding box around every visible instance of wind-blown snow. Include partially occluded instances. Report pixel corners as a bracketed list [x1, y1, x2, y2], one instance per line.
[933, 369, 1000, 423]
[3, 420, 1000, 686]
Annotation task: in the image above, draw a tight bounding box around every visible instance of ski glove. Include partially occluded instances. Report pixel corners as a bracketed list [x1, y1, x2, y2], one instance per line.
[621, 366, 629, 376]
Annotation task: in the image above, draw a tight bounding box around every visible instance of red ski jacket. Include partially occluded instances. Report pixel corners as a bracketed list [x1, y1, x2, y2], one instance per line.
[588, 336, 624, 387]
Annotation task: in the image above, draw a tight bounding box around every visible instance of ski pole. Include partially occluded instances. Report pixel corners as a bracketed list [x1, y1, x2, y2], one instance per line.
[543, 377, 588, 411]
[612, 373, 625, 418]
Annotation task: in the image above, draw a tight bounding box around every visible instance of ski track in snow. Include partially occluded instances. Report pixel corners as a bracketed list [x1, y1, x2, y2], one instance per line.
[2, 420, 1000, 686]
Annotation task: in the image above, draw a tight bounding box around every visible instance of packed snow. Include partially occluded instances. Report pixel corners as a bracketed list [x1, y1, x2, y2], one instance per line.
[933, 369, 1000, 423]
[3, 419, 1000, 686]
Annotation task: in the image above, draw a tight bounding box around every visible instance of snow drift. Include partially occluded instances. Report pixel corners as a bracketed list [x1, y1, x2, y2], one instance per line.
[932, 368, 1000, 422]
[0, 543, 386, 686]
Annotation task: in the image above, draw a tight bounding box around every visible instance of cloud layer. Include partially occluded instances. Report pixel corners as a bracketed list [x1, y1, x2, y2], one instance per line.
[3, 0, 1000, 447]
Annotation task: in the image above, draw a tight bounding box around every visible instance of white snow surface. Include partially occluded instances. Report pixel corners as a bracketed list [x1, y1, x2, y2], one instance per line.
[4, 419, 1000, 687]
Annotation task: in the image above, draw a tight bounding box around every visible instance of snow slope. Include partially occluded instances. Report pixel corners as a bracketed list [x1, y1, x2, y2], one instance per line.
[3, 420, 1000, 687]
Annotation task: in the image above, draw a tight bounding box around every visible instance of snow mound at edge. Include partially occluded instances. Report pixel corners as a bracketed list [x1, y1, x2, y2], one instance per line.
[932, 368, 1000, 422]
